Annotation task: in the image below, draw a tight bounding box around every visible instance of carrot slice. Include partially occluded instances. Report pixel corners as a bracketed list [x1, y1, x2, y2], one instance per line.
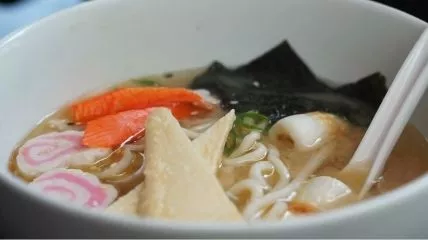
[83, 109, 151, 148]
[82, 103, 207, 148]
[72, 87, 208, 123]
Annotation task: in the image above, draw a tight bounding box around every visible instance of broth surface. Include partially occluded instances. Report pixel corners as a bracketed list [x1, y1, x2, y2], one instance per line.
[9, 67, 428, 219]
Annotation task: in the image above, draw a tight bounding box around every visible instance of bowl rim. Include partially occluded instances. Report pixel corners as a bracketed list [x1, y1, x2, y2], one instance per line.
[0, 0, 427, 235]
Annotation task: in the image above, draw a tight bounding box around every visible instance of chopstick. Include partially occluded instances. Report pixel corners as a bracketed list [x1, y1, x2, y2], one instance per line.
[341, 28, 428, 198]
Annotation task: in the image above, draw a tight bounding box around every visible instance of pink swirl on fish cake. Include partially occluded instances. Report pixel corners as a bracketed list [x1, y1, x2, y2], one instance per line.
[30, 169, 117, 209]
[16, 131, 110, 177]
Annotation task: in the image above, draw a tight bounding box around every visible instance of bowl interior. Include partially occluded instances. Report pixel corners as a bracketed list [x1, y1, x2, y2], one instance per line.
[0, 0, 427, 237]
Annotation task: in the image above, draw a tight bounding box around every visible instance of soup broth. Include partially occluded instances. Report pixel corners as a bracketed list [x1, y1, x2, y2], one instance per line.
[8, 40, 428, 222]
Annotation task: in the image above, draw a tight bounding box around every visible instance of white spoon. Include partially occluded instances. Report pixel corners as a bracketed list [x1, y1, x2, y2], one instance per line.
[340, 28, 428, 198]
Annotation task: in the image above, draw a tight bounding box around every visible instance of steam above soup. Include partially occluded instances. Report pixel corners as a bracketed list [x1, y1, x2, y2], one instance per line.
[9, 40, 428, 222]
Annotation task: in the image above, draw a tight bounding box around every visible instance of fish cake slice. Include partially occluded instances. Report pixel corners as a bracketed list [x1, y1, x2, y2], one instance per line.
[106, 110, 236, 216]
[105, 183, 143, 215]
[138, 108, 241, 221]
[192, 109, 235, 172]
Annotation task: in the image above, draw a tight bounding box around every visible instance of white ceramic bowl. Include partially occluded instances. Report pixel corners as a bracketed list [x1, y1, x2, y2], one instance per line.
[0, 0, 427, 238]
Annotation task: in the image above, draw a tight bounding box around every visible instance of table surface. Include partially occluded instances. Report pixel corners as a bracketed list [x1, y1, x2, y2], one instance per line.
[0, 0, 427, 38]
[0, 0, 426, 238]
[0, 0, 81, 37]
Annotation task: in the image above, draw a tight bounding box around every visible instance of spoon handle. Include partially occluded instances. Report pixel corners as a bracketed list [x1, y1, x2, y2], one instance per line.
[344, 28, 428, 172]
[359, 63, 428, 198]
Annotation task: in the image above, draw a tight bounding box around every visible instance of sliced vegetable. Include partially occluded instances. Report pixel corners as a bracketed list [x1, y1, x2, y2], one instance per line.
[225, 111, 269, 155]
[71, 87, 209, 123]
[83, 109, 151, 148]
[140, 108, 242, 221]
[238, 111, 270, 131]
[30, 169, 117, 209]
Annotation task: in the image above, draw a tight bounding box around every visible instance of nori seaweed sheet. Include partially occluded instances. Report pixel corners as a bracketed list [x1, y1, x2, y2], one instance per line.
[190, 40, 387, 126]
